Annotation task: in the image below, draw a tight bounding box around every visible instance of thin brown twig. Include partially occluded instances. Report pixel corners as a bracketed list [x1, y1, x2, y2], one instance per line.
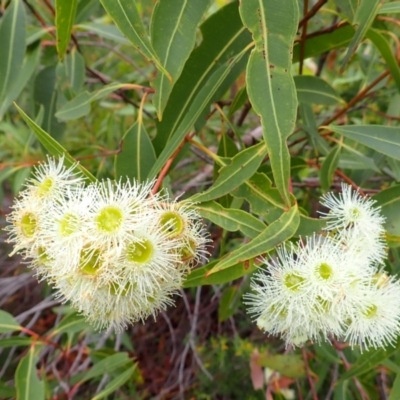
[302, 348, 318, 400]
[299, 0, 327, 29]
[151, 132, 195, 195]
[321, 70, 391, 126]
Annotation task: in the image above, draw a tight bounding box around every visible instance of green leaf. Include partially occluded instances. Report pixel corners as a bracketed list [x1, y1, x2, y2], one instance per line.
[0, 337, 32, 348]
[389, 373, 400, 400]
[0, 0, 26, 105]
[50, 312, 89, 336]
[294, 75, 343, 105]
[299, 104, 330, 156]
[210, 204, 300, 274]
[239, 0, 299, 206]
[151, 0, 210, 119]
[378, 2, 400, 14]
[99, 0, 170, 80]
[339, 337, 400, 382]
[183, 259, 258, 287]
[115, 121, 156, 182]
[14, 103, 96, 183]
[332, 0, 358, 20]
[15, 347, 45, 400]
[338, 140, 379, 172]
[0, 381, 16, 398]
[228, 86, 248, 117]
[77, 22, 130, 44]
[218, 286, 239, 322]
[148, 46, 250, 180]
[92, 364, 136, 400]
[34, 66, 65, 140]
[327, 125, 400, 161]
[0, 41, 40, 119]
[257, 350, 305, 378]
[320, 145, 341, 192]
[56, 82, 135, 121]
[153, 2, 251, 154]
[233, 172, 286, 215]
[191, 142, 267, 203]
[341, 0, 380, 69]
[366, 29, 400, 94]
[81, 353, 132, 383]
[293, 25, 354, 62]
[196, 201, 265, 239]
[0, 309, 21, 333]
[295, 214, 326, 237]
[64, 47, 86, 93]
[373, 185, 400, 238]
[55, 0, 78, 60]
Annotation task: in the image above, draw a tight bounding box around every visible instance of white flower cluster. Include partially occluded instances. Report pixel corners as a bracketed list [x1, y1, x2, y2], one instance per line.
[245, 183, 399, 350]
[6, 157, 209, 331]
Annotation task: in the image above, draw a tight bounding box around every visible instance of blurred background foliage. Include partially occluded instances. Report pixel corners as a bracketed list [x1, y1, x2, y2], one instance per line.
[1, 0, 400, 398]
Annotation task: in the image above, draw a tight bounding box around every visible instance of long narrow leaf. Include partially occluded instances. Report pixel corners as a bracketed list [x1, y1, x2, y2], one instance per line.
[0, 0, 26, 104]
[14, 103, 96, 183]
[191, 142, 267, 203]
[209, 204, 300, 274]
[99, 0, 170, 80]
[151, 0, 210, 119]
[55, 0, 78, 60]
[148, 46, 250, 180]
[239, 0, 299, 206]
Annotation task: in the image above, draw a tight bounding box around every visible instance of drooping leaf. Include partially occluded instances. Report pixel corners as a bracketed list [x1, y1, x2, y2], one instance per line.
[81, 353, 132, 383]
[0, 41, 40, 119]
[218, 286, 240, 322]
[191, 142, 267, 203]
[299, 103, 330, 156]
[294, 75, 343, 105]
[0, 0, 26, 105]
[92, 365, 137, 400]
[0, 337, 32, 348]
[34, 66, 65, 140]
[183, 259, 258, 287]
[115, 121, 156, 182]
[99, 0, 171, 80]
[328, 125, 400, 161]
[339, 336, 400, 382]
[209, 204, 300, 274]
[295, 215, 326, 237]
[332, 0, 358, 20]
[151, 0, 210, 119]
[233, 172, 286, 215]
[148, 46, 250, 180]
[14, 103, 96, 183]
[239, 0, 299, 206]
[366, 29, 400, 93]
[388, 372, 400, 400]
[196, 201, 265, 239]
[15, 347, 45, 400]
[55, 0, 78, 60]
[320, 145, 341, 192]
[77, 22, 130, 44]
[373, 185, 400, 241]
[341, 0, 380, 69]
[293, 25, 354, 62]
[153, 2, 252, 154]
[50, 312, 89, 337]
[56, 82, 136, 120]
[0, 309, 21, 333]
[64, 47, 86, 93]
[378, 2, 400, 14]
